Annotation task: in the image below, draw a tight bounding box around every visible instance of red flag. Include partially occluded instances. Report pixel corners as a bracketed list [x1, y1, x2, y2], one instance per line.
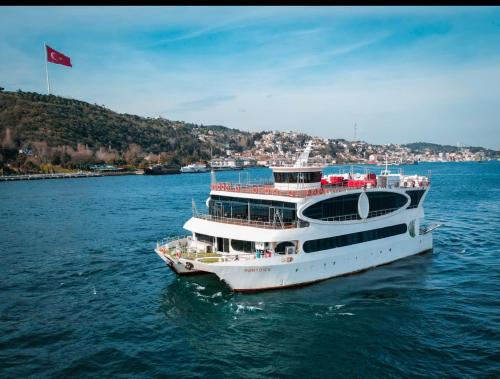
[46, 45, 72, 67]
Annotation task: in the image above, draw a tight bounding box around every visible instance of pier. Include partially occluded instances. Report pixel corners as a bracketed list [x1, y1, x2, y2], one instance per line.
[0, 172, 103, 181]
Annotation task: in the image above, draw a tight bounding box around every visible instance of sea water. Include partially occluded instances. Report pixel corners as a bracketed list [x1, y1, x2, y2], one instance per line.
[0, 162, 498, 378]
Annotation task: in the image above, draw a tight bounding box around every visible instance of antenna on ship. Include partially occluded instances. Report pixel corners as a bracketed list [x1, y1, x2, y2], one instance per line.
[210, 146, 216, 184]
[294, 140, 313, 167]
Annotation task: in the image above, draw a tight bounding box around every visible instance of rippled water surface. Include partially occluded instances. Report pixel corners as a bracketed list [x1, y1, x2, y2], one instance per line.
[1, 162, 499, 378]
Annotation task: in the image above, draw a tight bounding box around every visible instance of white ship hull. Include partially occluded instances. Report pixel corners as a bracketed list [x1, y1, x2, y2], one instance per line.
[154, 141, 437, 293]
[191, 232, 432, 292]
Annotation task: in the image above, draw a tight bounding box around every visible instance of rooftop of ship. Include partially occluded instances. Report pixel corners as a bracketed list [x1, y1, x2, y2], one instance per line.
[212, 142, 428, 195]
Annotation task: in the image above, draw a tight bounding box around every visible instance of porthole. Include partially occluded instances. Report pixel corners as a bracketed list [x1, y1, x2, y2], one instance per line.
[409, 220, 416, 238]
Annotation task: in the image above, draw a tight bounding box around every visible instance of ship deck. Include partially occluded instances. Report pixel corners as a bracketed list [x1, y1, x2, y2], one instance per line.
[194, 214, 304, 229]
[157, 236, 272, 263]
[210, 180, 429, 198]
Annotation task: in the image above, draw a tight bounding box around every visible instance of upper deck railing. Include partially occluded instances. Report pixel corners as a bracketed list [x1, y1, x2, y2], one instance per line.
[194, 213, 309, 229]
[210, 179, 429, 198]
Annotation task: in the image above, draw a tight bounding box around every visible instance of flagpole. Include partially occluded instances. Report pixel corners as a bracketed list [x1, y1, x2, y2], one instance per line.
[44, 42, 50, 95]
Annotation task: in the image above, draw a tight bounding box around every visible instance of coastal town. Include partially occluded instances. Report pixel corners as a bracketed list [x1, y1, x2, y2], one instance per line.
[1, 129, 498, 180]
[205, 131, 497, 170]
[0, 91, 497, 179]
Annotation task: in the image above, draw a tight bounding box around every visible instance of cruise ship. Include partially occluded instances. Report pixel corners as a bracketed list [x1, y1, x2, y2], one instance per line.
[155, 142, 438, 292]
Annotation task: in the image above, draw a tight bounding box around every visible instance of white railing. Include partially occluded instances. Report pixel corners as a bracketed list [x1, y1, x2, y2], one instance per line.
[194, 213, 308, 229]
[196, 250, 296, 264]
[210, 180, 429, 198]
[157, 235, 191, 249]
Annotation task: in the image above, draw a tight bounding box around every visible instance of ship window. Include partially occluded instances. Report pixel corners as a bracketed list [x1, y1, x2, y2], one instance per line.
[303, 224, 408, 253]
[216, 237, 230, 253]
[302, 193, 361, 221]
[366, 192, 408, 217]
[208, 195, 297, 223]
[195, 233, 214, 244]
[275, 241, 295, 254]
[406, 189, 426, 209]
[273, 171, 322, 184]
[231, 239, 255, 253]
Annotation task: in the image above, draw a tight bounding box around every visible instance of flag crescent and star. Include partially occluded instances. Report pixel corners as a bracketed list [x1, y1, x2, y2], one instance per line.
[46, 45, 72, 67]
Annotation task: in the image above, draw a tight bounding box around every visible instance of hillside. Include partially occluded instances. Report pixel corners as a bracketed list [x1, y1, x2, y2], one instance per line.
[0, 90, 254, 173]
[403, 142, 488, 154]
[0, 89, 497, 175]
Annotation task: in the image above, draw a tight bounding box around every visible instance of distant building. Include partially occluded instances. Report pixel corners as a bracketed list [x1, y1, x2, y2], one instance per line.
[210, 157, 244, 169]
[243, 158, 257, 167]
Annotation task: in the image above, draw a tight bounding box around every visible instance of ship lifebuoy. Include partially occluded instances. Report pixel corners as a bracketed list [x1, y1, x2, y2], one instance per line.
[264, 187, 270, 194]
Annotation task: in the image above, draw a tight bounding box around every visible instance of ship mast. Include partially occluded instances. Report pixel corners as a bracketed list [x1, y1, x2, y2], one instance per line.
[210, 146, 217, 184]
[294, 140, 313, 167]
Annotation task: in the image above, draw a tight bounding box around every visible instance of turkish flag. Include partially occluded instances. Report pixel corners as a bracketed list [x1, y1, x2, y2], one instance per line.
[46, 45, 72, 67]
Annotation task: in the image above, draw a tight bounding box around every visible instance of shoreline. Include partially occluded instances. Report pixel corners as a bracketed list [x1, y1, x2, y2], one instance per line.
[1, 161, 495, 182]
[0, 171, 141, 182]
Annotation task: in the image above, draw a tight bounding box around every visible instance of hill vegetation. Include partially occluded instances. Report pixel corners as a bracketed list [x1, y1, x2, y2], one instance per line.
[0, 89, 497, 175]
[0, 90, 254, 174]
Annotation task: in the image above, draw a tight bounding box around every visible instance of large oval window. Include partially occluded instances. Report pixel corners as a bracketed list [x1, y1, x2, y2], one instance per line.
[366, 192, 408, 218]
[302, 193, 361, 222]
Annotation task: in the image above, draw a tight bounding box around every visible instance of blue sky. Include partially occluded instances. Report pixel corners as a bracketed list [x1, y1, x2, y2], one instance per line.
[1, 6, 499, 148]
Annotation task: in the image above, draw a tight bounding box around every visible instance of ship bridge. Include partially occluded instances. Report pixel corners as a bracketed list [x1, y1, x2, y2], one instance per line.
[270, 140, 324, 192]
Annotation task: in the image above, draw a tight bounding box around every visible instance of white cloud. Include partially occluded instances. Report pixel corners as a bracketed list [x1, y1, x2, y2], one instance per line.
[0, 6, 498, 148]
